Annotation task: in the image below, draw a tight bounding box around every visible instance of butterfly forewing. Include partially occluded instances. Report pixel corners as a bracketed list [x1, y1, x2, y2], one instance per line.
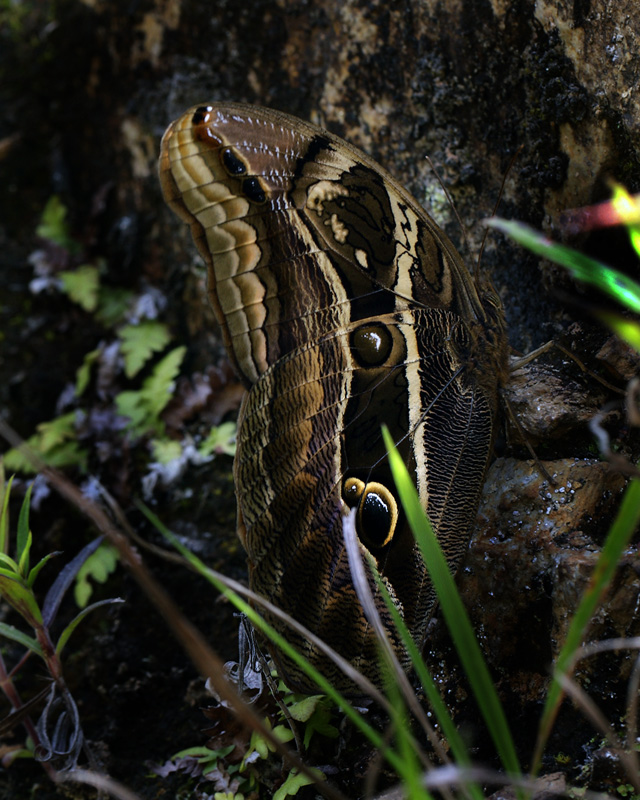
[160, 102, 508, 692]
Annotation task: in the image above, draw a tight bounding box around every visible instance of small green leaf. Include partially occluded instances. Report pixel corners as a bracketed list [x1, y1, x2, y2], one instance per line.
[272, 724, 294, 745]
[74, 543, 119, 607]
[273, 768, 321, 800]
[16, 483, 34, 572]
[198, 421, 237, 458]
[143, 346, 186, 415]
[27, 551, 60, 588]
[3, 414, 88, 474]
[37, 413, 77, 452]
[75, 348, 101, 396]
[17, 530, 32, 577]
[0, 471, 14, 555]
[151, 438, 182, 465]
[0, 573, 43, 627]
[248, 730, 269, 761]
[119, 321, 171, 378]
[0, 621, 43, 656]
[2, 439, 39, 474]
[246, 720, 295, 761]
[36, 195, 79, 252]
[115, 346, 186, 436]
[59, 265, 100, 312]
[0, 553, 20, 572]
[286, 694, 324, 723]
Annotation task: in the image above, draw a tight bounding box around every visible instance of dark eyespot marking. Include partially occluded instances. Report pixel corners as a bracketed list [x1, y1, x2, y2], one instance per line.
[350, 322, 393, 368]
[222, 147, 247, 175]
[242, 176, 266, 204]
[343, 476, 365, 507]
[359, 486, 397, 549]
[342, 478, 398, 550]
[192, 106, 213, 125]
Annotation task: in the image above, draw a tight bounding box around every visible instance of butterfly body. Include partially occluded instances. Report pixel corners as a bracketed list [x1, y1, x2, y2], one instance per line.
[160, 103, 508, 692]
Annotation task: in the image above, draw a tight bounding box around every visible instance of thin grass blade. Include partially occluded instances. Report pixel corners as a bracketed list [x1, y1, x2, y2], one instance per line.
[532, 475, 640, 771]
[487, 218, 640, 313]
[382, 426, 522, 780]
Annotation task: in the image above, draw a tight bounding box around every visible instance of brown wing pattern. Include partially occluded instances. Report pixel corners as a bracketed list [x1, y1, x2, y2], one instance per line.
[159, 102, 508, 692]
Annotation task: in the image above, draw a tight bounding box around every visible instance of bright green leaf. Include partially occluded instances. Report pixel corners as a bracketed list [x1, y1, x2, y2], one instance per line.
[0, 573, 43, 627]
[0, 621, 43, 657]
[2, 439, 39, 474]
[300, 700, 339, 749]
[272, 724, 295, 744]
[0, 470, 14, 555]
[286, 694, 324, 723]
[59, 264, 100, 312]
[75, 348, 101, 396]
[36, 413, 77, 453]
[119, 321, 171, 378]
[36, 195, 79, 252]
[143, 346, 186, 415]
[17, 530, 32, 577]
[0, 553, 20, 572]
[115, 346, 186, 436]
[198, 421, 237, 458]
[248, 730, 269, 761]
[114, 391, 152, 435]
[27, 551, 59, 588]
[273, 768, 321, 800]
[16, 483, 33, 572]
[1, 747, 35, 765]
[3, 413, 87, 474]
[74, 543, 119, 607]
[151, 438, 182, 465]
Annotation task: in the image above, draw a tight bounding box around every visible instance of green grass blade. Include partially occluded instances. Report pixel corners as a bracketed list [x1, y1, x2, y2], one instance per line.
[384, 673, 433, 800]
[488, 218, 640, 313]
[382, 427, 522, 780]
[597, 312, 640, 354]
[0, 472, 14, 556]
[372, 564, 484, 800]
[532, 476, 640, 771]
[16, 483, 33, 574]
[55, 598, 124, 655]
[610, 184, 640, 257]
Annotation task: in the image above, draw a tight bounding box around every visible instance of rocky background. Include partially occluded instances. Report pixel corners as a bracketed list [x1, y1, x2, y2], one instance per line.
[1, 1, 639, 797]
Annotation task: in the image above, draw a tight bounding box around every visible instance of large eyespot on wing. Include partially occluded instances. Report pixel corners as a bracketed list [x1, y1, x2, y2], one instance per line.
[342, 477, 399, 550]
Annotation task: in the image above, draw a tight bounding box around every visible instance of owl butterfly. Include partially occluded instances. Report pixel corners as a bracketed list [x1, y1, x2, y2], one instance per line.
[159, 103, 509, 694]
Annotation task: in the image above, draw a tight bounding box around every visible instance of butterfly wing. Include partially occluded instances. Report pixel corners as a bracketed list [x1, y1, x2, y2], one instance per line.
[159, 103, 508, 691]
